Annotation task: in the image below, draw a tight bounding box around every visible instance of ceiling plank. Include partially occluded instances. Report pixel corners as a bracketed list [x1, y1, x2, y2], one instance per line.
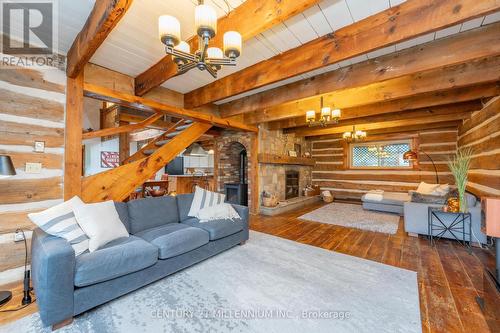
[83, 83, 258, 132]
[245, 82, 500, 125]
[184, 0, 500, 109]
[220, 23, 500, 117]
[245, 56, 500, 125]
[270, 100, 482, 130]
[67, 0, 133, 78]
[291, 112, 472, 137]
[134, 0, 321, 96]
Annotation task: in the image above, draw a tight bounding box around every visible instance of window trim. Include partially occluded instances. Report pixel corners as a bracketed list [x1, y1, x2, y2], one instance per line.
[348, 139, 413, 170]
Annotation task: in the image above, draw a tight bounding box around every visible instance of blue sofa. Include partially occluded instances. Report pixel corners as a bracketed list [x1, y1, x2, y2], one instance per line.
[31, 194, 249, 328]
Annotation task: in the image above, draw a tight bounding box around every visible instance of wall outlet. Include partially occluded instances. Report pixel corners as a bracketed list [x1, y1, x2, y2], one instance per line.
[25, 162, 42, 174]
[34, 141, 45, 153]
[14, 231, 25, 242]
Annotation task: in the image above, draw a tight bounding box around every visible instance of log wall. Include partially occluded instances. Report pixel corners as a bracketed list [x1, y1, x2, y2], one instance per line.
[0, 57, 66, 285]
[311, 128, 458, 200]
[458, 97, 500, 199]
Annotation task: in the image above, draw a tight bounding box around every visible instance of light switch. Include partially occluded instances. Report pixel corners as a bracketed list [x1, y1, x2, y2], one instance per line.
[26, 162, 42, 174]
[34, 141, 45, 153]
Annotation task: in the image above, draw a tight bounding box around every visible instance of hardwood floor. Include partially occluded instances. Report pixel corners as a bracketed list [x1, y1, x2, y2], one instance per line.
[250, 202, 500, 333]
[1, 202, 498, 332]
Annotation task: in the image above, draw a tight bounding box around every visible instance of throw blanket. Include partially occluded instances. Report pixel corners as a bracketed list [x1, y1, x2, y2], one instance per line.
[198, 203, 241, 223]
[364, 190, 384, 202]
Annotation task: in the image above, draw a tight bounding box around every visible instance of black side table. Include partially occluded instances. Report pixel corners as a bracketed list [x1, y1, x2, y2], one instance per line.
[427, 207, 472, 252]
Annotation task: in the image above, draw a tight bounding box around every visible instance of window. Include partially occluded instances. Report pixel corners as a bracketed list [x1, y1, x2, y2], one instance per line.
[350, 141, 411, 169]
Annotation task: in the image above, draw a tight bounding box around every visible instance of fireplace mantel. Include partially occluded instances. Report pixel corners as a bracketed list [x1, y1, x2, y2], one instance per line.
[258, 153, 316, 166]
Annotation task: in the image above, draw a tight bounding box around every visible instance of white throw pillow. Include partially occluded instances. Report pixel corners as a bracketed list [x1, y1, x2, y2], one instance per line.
[432, 184, 450, 196]
[197, 203, 241, 223]
[188, 186, 225, 218]
[416, 182, 440, 195]
[73, 200, 129, 252]
[28, 196, 89, 256]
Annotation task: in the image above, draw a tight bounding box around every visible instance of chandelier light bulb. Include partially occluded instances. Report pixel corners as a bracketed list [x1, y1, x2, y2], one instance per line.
[174, 41, 190, 53]
[332, 109, 341, 118]
[159, 15, 180, 46]
[224, 31, 242, 58]
[343, 132, 352, 139]
[195, 4, 217, 39]
[306, 110, 316, 123]
[207, 47, 223, 59]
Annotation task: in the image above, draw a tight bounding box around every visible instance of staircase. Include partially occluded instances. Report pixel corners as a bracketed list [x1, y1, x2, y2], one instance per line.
[81, 122, 212, 203]
[122, 119, 192, 164]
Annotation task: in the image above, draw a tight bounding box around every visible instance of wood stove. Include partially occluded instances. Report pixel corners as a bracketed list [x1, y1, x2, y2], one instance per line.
[224, 149, 248, 206]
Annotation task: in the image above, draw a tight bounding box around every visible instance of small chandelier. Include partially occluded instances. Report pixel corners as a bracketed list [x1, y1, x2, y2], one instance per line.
[158, 0, 242, 78]
[306, 97, 341, 127]
[343, 126, 367, 142]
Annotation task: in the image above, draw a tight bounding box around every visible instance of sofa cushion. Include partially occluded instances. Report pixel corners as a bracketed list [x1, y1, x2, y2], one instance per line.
[182, 217, 244, 241]
[176, 193, 194, 221]
[127, 196, 179, 234]
[114, 202, 130, 233]
[135, 223, 209, 259]
[74, 236, 158, 287]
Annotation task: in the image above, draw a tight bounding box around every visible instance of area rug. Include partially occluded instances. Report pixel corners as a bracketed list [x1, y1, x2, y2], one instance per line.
[1, 232, 420, 333]
[299, 203, 400, 235]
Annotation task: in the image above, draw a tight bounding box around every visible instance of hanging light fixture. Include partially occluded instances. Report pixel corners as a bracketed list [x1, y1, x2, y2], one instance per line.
[343, 126, 367, 142]
[159, 0, 242, 78]
[306, 97, 341, 127]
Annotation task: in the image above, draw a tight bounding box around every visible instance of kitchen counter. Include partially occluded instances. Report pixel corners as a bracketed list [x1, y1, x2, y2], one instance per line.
[168, 174, 215, 194]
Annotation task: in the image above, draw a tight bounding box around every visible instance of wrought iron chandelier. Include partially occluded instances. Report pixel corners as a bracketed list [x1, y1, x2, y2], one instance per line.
[158, 0, 242, 78]
[343, 126, 367, 142]
[306, 97, 341, 127]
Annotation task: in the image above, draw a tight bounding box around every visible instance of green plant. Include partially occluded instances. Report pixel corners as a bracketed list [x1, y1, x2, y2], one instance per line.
[448, 147, 474, 213]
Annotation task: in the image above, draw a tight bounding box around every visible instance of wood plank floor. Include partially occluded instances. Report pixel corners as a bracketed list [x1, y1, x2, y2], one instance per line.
[1, 202, 498, 332]
[250, 202, 500, 333]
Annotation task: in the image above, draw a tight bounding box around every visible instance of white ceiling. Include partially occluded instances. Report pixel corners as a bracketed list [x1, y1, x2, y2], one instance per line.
[57, 0, 500, 101]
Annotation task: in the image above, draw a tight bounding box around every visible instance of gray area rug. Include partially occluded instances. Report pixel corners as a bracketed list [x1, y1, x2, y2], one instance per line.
[1, 231, 420, 333]
[299, 203, 400, 234]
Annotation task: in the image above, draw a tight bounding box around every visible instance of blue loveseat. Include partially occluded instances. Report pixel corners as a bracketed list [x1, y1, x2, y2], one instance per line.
[31, 194, 249, 328]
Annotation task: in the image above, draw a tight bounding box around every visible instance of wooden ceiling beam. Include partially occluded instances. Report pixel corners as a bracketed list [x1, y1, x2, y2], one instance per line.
[246, 82, 500, 125]
[292, 112, 472, 137]
[245, 56, 500, 126]
[272, 100, 481, 131]
[67, 0, 133, 78]
[134, 0, 321, 96]
[221, 23, 500, 117]
[83, 83, 258, 132]
[184, 0, 500, 109]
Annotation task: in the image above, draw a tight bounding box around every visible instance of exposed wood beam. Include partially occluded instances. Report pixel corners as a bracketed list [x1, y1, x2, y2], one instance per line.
[184, 0, 500, 109]
[246, 82, 500, 125]
[246, 56, 500, 126]
[82, 123, 212, 202]
[82, 113, 163, 139]
[83, 84, 258, 132]
[293, 112, 472, 137]
[275, 101, 481, 131]
[307, 121, 461, 141]
[221, 23, 500, 117]
[134, 0, 321, 96]
[67, 0, 133, 78]
[64, 73, 84, 199]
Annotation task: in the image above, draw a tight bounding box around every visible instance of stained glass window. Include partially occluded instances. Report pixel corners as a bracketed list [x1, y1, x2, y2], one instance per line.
[351, 141, 411, 168]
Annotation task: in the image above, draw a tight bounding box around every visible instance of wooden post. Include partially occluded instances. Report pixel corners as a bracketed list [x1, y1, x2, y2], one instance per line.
[64, 73, 84, 200]
[250, 131, 260, 215]
[119, 121, 130, 164]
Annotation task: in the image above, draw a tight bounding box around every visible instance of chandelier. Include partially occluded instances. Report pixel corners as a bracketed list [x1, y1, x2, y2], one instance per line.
[343, 126, 367, 142]
[158, 0, 242, 78]
[306, 97, 341, 127]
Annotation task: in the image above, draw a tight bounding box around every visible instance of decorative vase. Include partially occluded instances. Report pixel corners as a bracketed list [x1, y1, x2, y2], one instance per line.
[447, 197, 460, 213]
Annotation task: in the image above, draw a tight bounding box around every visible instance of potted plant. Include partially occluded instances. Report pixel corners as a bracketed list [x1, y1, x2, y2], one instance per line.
[447, 148, 473, 213]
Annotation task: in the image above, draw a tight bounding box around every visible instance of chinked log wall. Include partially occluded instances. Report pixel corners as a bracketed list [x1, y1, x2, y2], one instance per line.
[0, 57, 66, 285]
[458, 97, 500, 199]
[311, 128, 458, 200]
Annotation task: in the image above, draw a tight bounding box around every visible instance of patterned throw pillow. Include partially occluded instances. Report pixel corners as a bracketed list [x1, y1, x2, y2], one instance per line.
[188, 186, 225, 218]
[28, 196, 89, 256]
